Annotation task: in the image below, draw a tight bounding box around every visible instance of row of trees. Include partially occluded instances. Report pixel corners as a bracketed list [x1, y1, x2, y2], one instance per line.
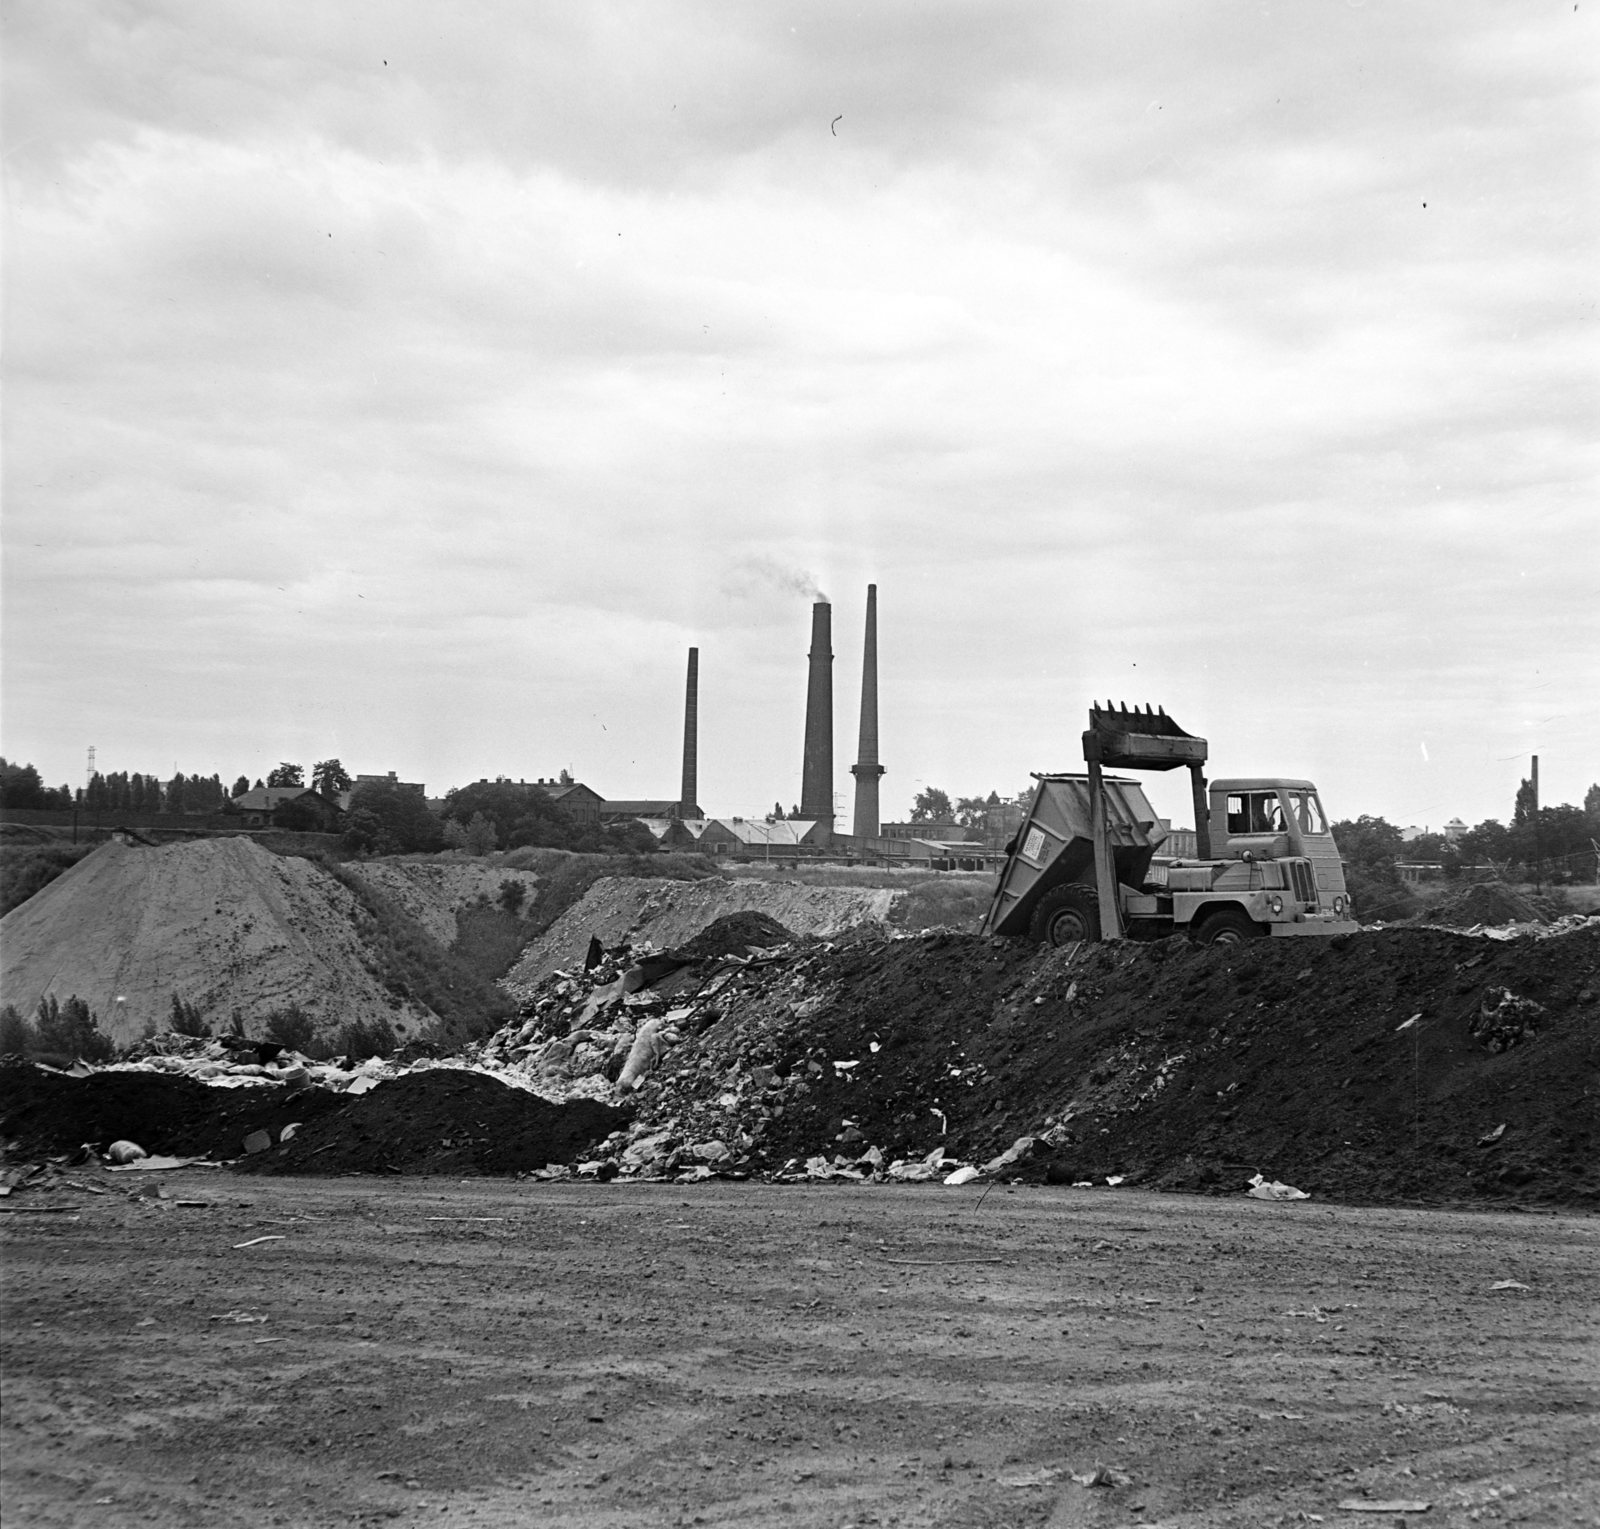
[339, 776, 656, 858]
[0, 756, 362, 816]
[1337, 786, 1599, 884]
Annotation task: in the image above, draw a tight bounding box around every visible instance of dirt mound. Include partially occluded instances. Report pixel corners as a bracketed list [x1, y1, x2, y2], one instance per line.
[236, 1070, 626, 1176]
[1421, 881, 1546, 928]
[673, 911, 794, 960]
[0, 838, 440, 1046]
[607, 923, 1600, 1206]
[504, 875, 894, 991]
[0, 1062, 623, 1175]
[0, 1062, 348, 1158]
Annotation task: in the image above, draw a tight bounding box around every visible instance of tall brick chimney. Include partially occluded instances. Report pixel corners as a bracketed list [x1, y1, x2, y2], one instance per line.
[800, 601, 834, 825]
[850, 584, 884, 838]
[679, 647, 698, 819]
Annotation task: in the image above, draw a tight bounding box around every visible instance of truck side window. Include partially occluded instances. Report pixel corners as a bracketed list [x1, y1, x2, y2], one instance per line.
[1291, 792, 1327, 834]
[1227, 795, 1248, 833]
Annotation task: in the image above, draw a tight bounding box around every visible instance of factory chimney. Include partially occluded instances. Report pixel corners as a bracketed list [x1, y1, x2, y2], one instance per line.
[679, 647, 699, 819]
[850, 584, 885, 838]
[800, 601, 834, 826]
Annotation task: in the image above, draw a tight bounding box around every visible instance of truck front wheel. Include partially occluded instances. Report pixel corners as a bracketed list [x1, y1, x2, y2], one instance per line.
[1193, 908, 1267, 946]
[1030, 886, 1101, 946]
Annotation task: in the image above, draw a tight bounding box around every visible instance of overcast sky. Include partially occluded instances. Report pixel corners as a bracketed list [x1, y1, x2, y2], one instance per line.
[4, 1, 1596, 831]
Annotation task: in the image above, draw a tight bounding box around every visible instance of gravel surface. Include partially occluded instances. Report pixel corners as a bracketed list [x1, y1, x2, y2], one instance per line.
[3, 1175, 1595, 1527]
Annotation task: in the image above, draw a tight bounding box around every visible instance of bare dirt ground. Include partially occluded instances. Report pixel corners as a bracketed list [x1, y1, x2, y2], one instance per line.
[4, 1177, 1595, 1528]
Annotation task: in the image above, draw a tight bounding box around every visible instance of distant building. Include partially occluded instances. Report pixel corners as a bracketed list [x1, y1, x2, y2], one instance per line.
[1443, 818, 1469, 842]
[696, 818, 829, 855]
[600, 798, 701, 822]
[530, 779, 605, 823]
[228, 786, 343, 831]
[879, 822, 969, 842]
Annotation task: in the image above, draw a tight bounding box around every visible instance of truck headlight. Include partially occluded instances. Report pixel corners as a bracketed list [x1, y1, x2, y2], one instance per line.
[1269, 895, 1283, 915]
[1332, 895, 1345, 915]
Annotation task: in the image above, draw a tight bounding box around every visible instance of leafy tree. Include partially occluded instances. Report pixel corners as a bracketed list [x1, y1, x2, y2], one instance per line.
[169, 993, 210, 1037]
[954, 795, 989, 829]
[464, 812, 498, 856]
[33, 995, 115, 1061]
[312, 758, 353, 797]
[0, 758, 47, 808]
[1456, 819, 1510, 867]
[1328, 815, 1404, 876]
[1512, 776, 1538, 827]
[167, 771, 189, 813]
[272, 795, 335, 832]
[910, 787, 954, 824]
[0, 1004, 32, 1055]
[267, 762, 304, 788]
[1585, 783, 1600, 828]
[343, 778, 444, 855]
[232, 775, 252, 800]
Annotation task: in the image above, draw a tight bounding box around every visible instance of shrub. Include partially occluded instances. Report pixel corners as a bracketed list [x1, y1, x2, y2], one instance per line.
[0, 1004, 33, 1055]
[169, 992, 211, 1037]
[497, 877, 527, 914]
[338, 1016, 398, 1061]
[34, 994, 115, 1062]
[1, 841, 97, 918]
[264, 1005, 318, 1054]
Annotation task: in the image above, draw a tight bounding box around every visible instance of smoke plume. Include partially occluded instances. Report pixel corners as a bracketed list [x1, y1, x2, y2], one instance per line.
[726, 557, 828, 603]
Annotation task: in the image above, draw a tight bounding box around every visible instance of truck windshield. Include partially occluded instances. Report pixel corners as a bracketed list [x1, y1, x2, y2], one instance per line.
[1289, 791, 1327, 834]
[1227, 792, 1286, 834]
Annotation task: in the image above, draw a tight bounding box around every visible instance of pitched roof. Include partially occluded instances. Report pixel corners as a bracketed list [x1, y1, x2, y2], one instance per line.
[232, 787, 322, 811]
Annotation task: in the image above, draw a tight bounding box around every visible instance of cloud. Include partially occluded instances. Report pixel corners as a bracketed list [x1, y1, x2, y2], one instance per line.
[3, 1, 1596, 821]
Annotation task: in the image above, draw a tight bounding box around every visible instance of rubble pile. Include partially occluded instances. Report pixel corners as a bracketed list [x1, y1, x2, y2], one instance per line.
[5, 905, 1596, 1207]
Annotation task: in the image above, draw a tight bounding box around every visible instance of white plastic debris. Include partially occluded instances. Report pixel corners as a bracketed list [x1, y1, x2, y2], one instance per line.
[106, 1140, 147, 1164]
[943, 1165, 981, 1186]
[1246, 1173, 1310, 1201]
[1489, 1279, 1530, 1291]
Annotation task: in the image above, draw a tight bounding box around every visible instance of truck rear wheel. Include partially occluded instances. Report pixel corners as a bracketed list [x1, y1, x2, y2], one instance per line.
[1030, 885, 1100, 946]
[1194, 908, 1266, 946]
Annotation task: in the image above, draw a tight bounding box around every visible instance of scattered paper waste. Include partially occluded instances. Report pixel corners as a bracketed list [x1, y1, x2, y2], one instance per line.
[943, 1165, 981, 1186]
[998, 1467, 1061, 1488]
[1071, 1465, 1132, 1488]
[1478, 1123, 1507, 1145]
[1246, 1173, 1310, 1201]
[1396, 1014, 1420, 1031]
[241, 1130, 272, 1155]
[1105, 1174, 1126, 1187]
[209, 1310, 269, 1323]
[279, 1123, 301, 1142]
[232, 1235, 285, 1249]
[108, 1156, 218, 1172]
[1336, 1500, 1431, 1514]
[1489, 1279, 1530, 1292]
[1471, 988, 1543, 1052]
[106, 1140, 146, 1164]
[983, 1136, 1036, 1173]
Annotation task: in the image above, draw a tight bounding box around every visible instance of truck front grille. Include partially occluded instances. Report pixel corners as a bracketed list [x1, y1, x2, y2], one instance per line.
[1289, 859, 1317, 908]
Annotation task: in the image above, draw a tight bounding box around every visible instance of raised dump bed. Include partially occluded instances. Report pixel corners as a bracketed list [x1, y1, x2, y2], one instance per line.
[982, 775, 1165, 939]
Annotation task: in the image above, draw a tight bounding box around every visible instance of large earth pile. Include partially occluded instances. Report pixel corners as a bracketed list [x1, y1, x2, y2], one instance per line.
[0, 839, 537, 1047]
[503, 875, 895, 993]
[589, 921, 1599, 1206]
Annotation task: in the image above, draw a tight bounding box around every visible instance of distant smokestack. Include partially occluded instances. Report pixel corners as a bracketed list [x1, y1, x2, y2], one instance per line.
[850, 584, 885, 838]
[800, 601, 834, 823]
[679, 647, 699, 819]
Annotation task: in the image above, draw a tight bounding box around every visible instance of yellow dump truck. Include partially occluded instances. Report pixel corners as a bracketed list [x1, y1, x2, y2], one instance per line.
[980, 705, 1359, 945]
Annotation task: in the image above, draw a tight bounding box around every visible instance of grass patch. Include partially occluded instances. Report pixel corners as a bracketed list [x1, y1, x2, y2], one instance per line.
[453, 898, 531, 983]
[318, 860, 516, 1049]
[0, 840, 98, 918]
[505, 849, 721, 939]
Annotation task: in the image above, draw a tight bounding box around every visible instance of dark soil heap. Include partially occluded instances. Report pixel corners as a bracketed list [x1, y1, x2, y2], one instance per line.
[626, 924, 1599, 1207]
[672, 911, 794, 961]
[1420, 881, 1546, 929]
[0, 1065, 624, 1176]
